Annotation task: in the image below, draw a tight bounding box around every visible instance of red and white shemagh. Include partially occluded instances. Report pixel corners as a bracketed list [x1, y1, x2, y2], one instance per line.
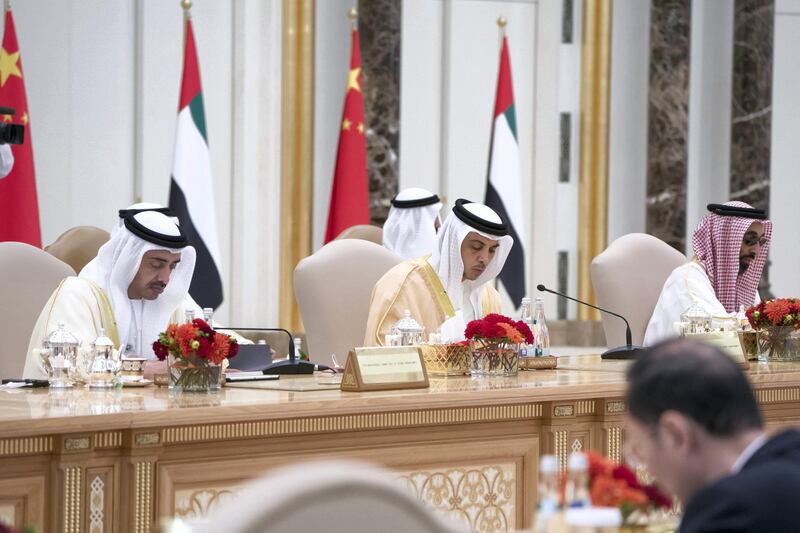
[692, 201, 772, 313]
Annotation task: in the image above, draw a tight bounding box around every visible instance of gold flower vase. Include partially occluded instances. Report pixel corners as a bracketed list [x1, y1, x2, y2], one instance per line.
[420, 344, 471, 376]
[470, 342, 519, 377]
[759, 327, 800, 362]
[168, 353, 222, 392]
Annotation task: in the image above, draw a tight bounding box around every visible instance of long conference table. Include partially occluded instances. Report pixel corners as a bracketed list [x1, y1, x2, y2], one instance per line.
[1, 355, 799, 532]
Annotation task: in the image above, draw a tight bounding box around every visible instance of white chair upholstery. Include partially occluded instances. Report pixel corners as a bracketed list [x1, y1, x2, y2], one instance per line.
[45, 225, 109, 274]
[0, 242, 75, 379]
[334, 224, 383, 245]
[193, 460, 465, 533]
[591, 233, 686, 348]
[294, 239, 401, 367]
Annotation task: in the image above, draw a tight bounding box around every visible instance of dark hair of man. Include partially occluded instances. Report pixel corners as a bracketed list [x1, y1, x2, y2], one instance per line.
[626, 338, 763, 436]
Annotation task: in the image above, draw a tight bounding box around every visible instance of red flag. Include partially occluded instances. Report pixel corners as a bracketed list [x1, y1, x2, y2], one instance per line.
[324, 28, 370, 243]
[0, 8, 39, 246]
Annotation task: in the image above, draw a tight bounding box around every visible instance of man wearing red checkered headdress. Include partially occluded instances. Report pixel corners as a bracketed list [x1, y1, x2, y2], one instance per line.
[644, 201, 772, 345]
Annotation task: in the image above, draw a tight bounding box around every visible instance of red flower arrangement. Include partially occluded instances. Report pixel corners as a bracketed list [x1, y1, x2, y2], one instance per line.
[153, 319, 239, 391]
[464, 314, 534, 376]
[464, 313, 534, 345]
[584, 451, 672, 521]
[746, 298, 800, 330]
[745, 299, 800, 361]
[153, 319, 239, 364]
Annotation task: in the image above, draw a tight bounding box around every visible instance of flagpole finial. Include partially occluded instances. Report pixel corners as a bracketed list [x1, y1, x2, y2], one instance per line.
[497, 16, 507, 28]
[348, 7, 358, 22]
[181, 0, 192, 12]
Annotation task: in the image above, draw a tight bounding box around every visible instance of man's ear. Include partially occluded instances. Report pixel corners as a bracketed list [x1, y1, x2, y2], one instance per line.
[658, 410, 695, 456]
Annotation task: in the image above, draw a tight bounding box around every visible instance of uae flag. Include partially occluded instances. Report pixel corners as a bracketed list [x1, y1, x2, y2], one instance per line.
[168, 16, 223, 308]
[324, 27, 370, 243]
[0, 8, 40, 246]
[485, 35, 526, 307]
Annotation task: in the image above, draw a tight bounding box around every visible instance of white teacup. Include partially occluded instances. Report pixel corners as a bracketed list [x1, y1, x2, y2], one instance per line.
[120, 357, 147, 382]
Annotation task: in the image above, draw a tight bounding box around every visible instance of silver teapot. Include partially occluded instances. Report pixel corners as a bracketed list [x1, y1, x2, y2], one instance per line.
[42, 322, 81, 387]
[85, 329, 121, 389]
[680, 304, 712, 335]
[390, 310, 426, 346]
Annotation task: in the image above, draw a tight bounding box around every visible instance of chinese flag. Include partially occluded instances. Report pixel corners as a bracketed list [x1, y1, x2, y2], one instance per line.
[0, 8, 40, 246]
[324, 28, 370, 243]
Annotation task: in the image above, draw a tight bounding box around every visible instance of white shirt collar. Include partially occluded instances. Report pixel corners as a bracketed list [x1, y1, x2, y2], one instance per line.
[731, 433, 767, 474]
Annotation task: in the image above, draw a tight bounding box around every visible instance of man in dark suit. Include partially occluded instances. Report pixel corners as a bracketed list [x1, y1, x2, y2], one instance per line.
[625, 337, 800, 532]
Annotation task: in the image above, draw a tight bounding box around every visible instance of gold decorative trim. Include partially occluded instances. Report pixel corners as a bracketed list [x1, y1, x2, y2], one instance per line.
[575, 400, 595, 415]
[134, 432, 161, 447]
[572, 438, 584, 454]
[64, 437, 91, 451]
[93, 431, 122, 449]
[163, 403, 544, 444]
[279, 0, 314, 332]
[554, 430, 569, 471]
[756, 387, 800, 404]
[413, 256, 456, 319]
[64, 466, 82, 533]
[134, 461, 153, 533]
[553, 404, 575, 417]
[606, 400, 626, 413]
[0, 436, 52, 456]
[175, 488, 238, 520]
[399, 463, 517, 531]
[519, 355, 558, 370]
[607, 426, 622, 463]
[89, 474, 105, 533]
[577, 0, 612, 319]
[341, 371, 357, 388]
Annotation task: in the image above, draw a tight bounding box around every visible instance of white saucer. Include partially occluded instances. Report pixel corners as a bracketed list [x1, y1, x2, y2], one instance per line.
[121, 379, 153, 387]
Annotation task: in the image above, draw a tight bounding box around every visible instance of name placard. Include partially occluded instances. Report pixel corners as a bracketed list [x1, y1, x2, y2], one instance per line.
[340, 346, 429, 392]
[685, 331, 750, 368]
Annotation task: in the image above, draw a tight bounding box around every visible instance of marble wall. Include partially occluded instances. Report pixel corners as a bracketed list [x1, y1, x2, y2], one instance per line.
[646, 0, 691, 252]
[730, 0, 774, 298]
[358, 0, 401, 225]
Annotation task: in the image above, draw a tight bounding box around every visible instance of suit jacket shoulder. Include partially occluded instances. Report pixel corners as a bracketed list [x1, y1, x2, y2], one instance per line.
[680, 430, 800, 533]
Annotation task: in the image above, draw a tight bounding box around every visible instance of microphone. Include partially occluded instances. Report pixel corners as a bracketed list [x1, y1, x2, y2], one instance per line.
[536, 284, 642, 360]
[226, 327, 330, 374]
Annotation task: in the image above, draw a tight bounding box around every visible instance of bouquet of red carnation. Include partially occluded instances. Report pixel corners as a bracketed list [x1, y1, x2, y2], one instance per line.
[464, 313, 534, 347]
[463, 314, 533, 376]
[584, 451, 672, 522]
[153, 319, 239, 391]
[746, 298, 800, 330]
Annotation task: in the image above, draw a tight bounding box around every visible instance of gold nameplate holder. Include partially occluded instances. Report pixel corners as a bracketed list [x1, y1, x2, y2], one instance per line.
[685, 331, 750, 369]
[340, 346, 430, 392]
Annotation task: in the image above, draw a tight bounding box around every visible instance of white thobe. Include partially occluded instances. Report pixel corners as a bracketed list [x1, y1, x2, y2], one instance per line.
[643, 260, 754, 346]
[23, 276, 203, 379]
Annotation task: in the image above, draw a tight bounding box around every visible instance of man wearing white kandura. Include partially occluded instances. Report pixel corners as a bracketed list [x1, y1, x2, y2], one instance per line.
[24, 209, 202, 379]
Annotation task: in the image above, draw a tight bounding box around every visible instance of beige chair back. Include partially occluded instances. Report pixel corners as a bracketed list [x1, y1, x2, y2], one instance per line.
[591, 233, 686, 348]
[45, 226, 110, 274]
[334, 224, 383, 245]
[294, 239, 401, 367]
[193, 460, 465, 533]
[0, 242, 75, 379]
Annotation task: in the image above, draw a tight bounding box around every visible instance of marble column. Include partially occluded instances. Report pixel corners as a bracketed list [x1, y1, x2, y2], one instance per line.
[730, 0, 774, 298]
[358, 0, 401, 225]
[646, 0, 691, 253]
[730, 0, 773, 211]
